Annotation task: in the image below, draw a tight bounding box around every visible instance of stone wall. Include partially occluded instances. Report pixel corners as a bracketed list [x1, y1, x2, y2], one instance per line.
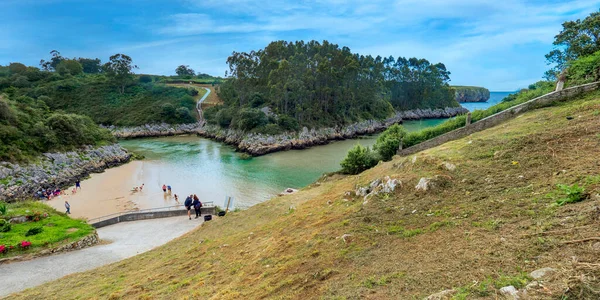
[0, 231, 99, 264]
[398, 81, 600, 156]
[91, 206, 217, 228]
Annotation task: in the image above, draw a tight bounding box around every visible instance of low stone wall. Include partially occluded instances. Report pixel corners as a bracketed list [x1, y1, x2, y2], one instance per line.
[91, 207, 217, 228]
[0, 231, 99, 264]
[398, 82, 600, 156]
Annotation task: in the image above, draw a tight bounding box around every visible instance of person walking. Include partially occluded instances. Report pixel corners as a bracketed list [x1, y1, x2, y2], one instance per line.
[184, 195, 193, 220]
[65, 201, 71, 214]
[167, 185, 172, 193]
[192, 194, 202, 219]
[162, 184, 167, 193]
[75, 180, 81, 190]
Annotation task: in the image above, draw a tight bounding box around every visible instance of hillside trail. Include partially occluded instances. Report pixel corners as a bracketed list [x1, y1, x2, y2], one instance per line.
[0, 216, 202, 298]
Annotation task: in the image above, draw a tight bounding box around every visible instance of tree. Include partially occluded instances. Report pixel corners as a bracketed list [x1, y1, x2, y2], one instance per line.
[175, 65, 195, 77]
[56, 60, 83, 76]
[373, 124, 407, 161]
[8, 63, 27, 74]
[340, 144, 378, 174]
[40, 50, 64, 71]
[546, 11, 600, 77]
[77, 58, 102, 74]
[103, 54, 138, 94]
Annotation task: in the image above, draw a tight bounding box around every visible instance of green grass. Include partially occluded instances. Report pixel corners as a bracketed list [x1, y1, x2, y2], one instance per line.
[0, 201, 94, 257]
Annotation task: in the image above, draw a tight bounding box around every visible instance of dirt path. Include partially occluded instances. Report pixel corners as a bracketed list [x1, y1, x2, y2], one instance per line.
[0, 216, 202, 298]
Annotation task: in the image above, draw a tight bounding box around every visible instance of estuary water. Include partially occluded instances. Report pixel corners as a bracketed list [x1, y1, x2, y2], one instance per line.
[49, 93, 509, 218]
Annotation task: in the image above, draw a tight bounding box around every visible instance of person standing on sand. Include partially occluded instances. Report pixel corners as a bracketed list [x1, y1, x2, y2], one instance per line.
[75, 180, 81, 190]
[139, 184, 144, 191]
[192, 195, 202, 219]
[162, 184, 167, 193]
[167, 185, 172, 193]
[184, 195, 193, 220]
[174, 194, 179, 202]
[65, 201, 71, 214]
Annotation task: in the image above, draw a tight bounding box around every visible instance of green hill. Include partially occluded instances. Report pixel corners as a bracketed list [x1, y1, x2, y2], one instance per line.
[13, 89, 600, 299]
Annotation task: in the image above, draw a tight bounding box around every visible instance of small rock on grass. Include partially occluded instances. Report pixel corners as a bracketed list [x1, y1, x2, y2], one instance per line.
[499, 286, 519, 299]
[424, 289, 455, 300]
[529, 267, 556, 280]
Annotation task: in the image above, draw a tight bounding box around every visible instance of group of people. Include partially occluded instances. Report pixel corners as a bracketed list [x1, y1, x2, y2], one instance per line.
[131, 184, 145, 193]
[184, 194, 202, 220]
[36, 180, 81, 200]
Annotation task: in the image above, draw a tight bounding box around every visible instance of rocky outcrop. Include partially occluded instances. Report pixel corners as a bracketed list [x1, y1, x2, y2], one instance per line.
[0, 144, 131, 201]
[196, 107, 468, 156]
[105, 122, 202, 139]
[452, 86, 490, 102]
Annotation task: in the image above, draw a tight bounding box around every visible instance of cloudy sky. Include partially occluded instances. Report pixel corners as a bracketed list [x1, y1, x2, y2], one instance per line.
[1, 0, 599, 90]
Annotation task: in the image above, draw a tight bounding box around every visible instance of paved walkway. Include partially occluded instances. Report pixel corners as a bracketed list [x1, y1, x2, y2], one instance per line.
[197, 87, 210, 124]
[0, 216, 202, 298]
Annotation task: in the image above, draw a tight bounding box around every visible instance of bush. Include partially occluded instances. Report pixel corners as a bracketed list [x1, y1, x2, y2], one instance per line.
[234, 108, 267, 131]
[25, 226, 43, 236]
[139, 75, 153, 83]
[175, 107, 194, 123]
[0, 219, 11, 233]
[0, 203, 6, 215]
[373, 124, 407, 161]
[278, 115, 300, 131]
[567, 50, 600, 85]
[215, 107, 234, 127]
[340, 144, 378, 174]
[56, 60, 83, 76]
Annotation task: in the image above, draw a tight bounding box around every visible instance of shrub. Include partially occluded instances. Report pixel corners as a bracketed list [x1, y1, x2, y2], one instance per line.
[0, 219, 10, 233]
[567, 50, 600, 85]
[25, 226, 43, 236]
[0, 245, 6, 254]
[278, 115, 300, 132]
[139, 74, 153, 83]
[373, 124, 407, 161]
[555, 184, 586, 206]
[215, 107, 234, 127]
[56, 60, 83, 76]
[0, 203, 6, 215]
[340, 144, 378, 174]
[235, 108, 267, 131]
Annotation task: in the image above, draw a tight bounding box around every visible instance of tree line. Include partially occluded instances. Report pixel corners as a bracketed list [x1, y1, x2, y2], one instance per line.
[208, 40, 458, 133]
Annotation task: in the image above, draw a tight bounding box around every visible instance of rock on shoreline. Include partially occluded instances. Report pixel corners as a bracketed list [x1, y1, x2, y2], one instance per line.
[452, 86, 491, 102]
[197, 107, 468, 156]
[103, 106, 467, 157]
[0, 144, 131, 201]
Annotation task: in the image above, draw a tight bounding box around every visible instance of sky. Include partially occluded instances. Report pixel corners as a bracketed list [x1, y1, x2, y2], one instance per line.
[0, 0, 599, 91]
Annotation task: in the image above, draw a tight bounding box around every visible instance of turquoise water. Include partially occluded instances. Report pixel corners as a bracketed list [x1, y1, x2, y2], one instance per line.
[460, 91, 514, 111]
[119, 118, 446, 208]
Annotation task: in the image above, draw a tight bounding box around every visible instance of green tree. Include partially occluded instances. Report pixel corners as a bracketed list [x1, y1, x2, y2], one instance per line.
[103, 54, 138, 94]
[56, 59, 83, 76]
[373, 124, 407, 161]
[340, 144, 378, 175]
[8, 63, 27, 74]
[77, 58, 102, 74]
[175, 65, 195, 77]
[545, 11, 600, 79]
[40, 50, 64, 71]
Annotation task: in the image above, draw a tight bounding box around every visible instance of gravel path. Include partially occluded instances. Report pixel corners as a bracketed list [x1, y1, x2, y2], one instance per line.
[0, 216, 202, 298]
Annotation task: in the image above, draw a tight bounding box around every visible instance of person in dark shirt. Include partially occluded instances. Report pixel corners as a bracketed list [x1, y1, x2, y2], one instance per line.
[184, 195, 193, 220]
[192, 195, 202, 219]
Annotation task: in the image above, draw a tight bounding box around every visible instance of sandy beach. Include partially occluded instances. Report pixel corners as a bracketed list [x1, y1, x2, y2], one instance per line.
[47, 161, 181, 220]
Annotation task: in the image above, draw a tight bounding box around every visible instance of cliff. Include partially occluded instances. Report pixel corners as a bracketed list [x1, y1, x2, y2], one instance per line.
[452, 85, 490, 102]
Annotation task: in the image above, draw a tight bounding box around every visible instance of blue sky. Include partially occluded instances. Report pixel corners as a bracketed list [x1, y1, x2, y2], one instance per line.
[1, 0, 599, 91]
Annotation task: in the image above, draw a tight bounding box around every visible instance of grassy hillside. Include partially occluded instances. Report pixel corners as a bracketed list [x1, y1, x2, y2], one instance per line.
[12, 90, 600, 299]
[37, 76, 199, 126]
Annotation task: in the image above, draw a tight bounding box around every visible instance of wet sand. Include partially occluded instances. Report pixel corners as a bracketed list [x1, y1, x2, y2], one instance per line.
[47, 161, 180, 220]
